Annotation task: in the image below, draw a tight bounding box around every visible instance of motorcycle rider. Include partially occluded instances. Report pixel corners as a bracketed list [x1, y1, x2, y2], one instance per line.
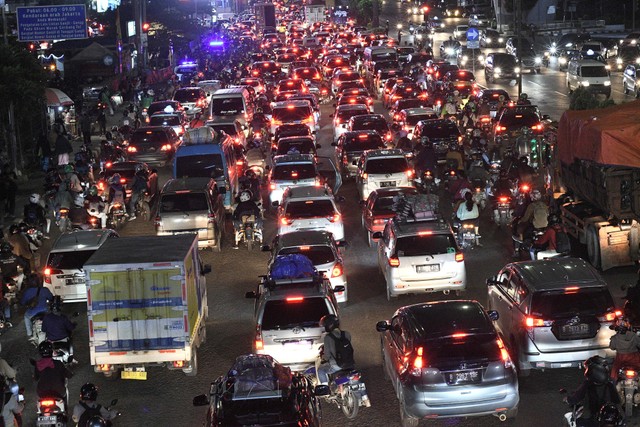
[33, 341, 72, 402]
[63, 164, 83, 195]
[232, 190, 262, 248]
[609, 317, 640, 380]
[455, 190, 481, 244]
[20, 274, 53, 344]
[0, 241, 26, 288]
[515, 188, 548, 243]
[24, 193, 50, 238]
[1, 379, 24, 427]
[72, 383, 119, 427]
[7, 224, 34, 272]
[128, 166, 149, 220]
[317, 314, 354, 386]
[42, 295, 76, 343]
[84, 185, 107, 228]
[517, 92, 532, 105]
[529, 214, 565, 259]
[239, 169, 261, 202]
[565, 356, 620, 426]
[414, 137, 438, 178]
[107, 173, 128, 217]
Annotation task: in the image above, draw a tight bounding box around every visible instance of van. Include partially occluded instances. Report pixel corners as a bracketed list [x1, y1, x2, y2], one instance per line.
[566, 59, 611, 97]
[363, 46, 398, 76]
[209, 87, 254, 129]
[173, 127, 239, 211]
[155, 178, 226, 251]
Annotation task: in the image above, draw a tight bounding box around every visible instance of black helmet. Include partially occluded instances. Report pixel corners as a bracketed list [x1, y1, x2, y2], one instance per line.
[420, 136, 432, 148]
[39, 341, 53, 358]
[597, 403, 623, 426]
[519, 93, 528, 100]
[86, 416, 107, 427]
[80, 382, 99, 401]
[49, 295, 63, 313]
[319, 314, 339, 333]
[8, 224, 19, 234]
[17, 222, 29, 234]
[584, 355, 610, 385]
[0, 242, 12, 254]
[547, 214, 559, 226]
[245, 169, 257, 180]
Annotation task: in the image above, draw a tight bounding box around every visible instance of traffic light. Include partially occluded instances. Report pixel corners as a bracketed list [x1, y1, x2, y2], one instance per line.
[142, 22, 150, 33]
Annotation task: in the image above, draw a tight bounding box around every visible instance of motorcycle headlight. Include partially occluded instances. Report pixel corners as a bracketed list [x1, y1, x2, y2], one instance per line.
[462, 55, 468, 61]
[534, 56, 542, 64]
[514, 67, 521, 73]
[446, 47, 454, 55]
[498, 37, 504, 43]
[494, 67, 502, 74]
[478, 55, 484, 62]
[604, 80, 611, 86]
[617, 57, 623, 64]
[416, 34, 423, 40]
[559, 57, 567, 65]
[549, 46, 557, 54]
[486, 38, 492, 44]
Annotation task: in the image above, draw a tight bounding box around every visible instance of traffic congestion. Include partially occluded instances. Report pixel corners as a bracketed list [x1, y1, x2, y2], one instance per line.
[6, 1, 640, 427]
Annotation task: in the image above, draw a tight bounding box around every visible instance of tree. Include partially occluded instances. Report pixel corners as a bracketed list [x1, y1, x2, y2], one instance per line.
[569, 87, 616, 110]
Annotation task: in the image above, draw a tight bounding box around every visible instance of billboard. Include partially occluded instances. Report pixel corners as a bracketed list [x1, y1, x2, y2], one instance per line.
[17, 5, 87, 41]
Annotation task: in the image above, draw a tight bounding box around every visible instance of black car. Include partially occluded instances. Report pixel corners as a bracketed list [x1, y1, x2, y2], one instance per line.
[193, 354, 321, 427]
[484, 53, 519, 83]
[412, 119, 461, 160]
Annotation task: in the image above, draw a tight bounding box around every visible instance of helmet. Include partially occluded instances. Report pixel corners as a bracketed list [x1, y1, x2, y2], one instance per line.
[39, 341, 53, 358]
[531, 189, 542, 201]
[147, 89, 155, 96]
[598, 403, 623, 426]
[453, 90, 460, 96]
[498, 95, 505, 102]
[245, 169, 257, 180]
[63, 164, 74, 174]
[80, 382, 99, 401]
[49, 295, 63, 313]
[420, 136, 432, 147]
[584, 355, 610, 385]
[319, 314, 339, 333]
[86, 416, 107, 427]
[616, 317, 632, 334]
[89, 185, 98, 197]
[239, 190, 252, 203]
[0, 242, 12, 254]
[547, 214, 560, 226]
[135, 163, 144, 173]
[123, 119, 130, 126]
[17, 222, 28, 234]
[30, 193, 41, 204]
[519, 93, 528, 100]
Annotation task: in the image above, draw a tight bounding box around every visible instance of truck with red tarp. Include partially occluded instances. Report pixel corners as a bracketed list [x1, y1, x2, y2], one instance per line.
[556, 100, 640, 270]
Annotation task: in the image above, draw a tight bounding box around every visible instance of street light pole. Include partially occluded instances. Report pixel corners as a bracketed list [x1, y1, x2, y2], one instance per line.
[516, 0, 522, 96]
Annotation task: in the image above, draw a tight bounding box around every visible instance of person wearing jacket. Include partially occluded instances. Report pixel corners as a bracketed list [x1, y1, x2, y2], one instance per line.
[34, 341, 72, 400]
[609, 318, 640, 380]
[317, 314, 354, 385]
[566, 355, 620, 424]
[72, 383, 119, 426]
[20, 275, 53, 342]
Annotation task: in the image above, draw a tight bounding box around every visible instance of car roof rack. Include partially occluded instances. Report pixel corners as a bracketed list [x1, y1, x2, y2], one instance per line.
[260, 272, 329, 292]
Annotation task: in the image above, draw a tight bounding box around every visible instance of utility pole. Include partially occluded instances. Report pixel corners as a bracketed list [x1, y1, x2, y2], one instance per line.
[372, 0, 379, 28]
[516, 0, 522, 96]
[2, 1, 7, 45]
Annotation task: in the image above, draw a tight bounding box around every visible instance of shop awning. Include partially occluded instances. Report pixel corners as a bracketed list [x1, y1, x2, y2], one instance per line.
[45, 88, 74, 107]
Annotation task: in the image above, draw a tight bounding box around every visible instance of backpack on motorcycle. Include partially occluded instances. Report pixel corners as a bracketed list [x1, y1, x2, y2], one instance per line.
[269, 254, 316, 280]
[329, 331, 355, 369]
[78, 401, 103, 427]
[555, 229, 571, 253]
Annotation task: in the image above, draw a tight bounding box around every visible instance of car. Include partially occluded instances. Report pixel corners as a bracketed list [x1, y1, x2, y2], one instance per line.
[347, 114, 393, 144]
[484, 52, 520, 83]
[148, 112, 188, 138]
[265, 230, 348, 302]
[557, 48, 580, 71]
[486, 258, 618, 377]
[456, 47, 485, 69]
[453, 25, 469, 40]
[493, 104, 544, 139]
[385, 83, 424, 109]
[249, 61, 283, 80]
[268, 154, 320, 206]
[270, 100, 317, 136]
[439, 39, 462, 59]
[331, 69, 364, 95]
[480, 29, 504, 48]
[127, 126, 181, 167]
[468, 13, 489, 26]
[288, 94, 321, 125]
[238, 77, 266, 95]
[566, 59, 611, 97]
[389, 98, 429, 123]
[332, 104, 370, 142]
[332, 130, 386, 178]
[477, 89, 511, 117]
[411, 119, 462, 161]
[376, 300, 519, 424]
[43, 229, 119, 302]
[442, 69, 477, 98]
[361, 186, 419, 246]
[615, 45, 640, 70]
[505, 37, 541, 73]
[355, 149, 413, 201]
[374, 216, 466, 299]
[374, 69, 402, 95]
[192, 354, 321, 427]
[623, 64, 640, 97]
[274, 136, 320, 157]
[145, 100, 184, 123]
[395, 108, 438, 139]
[273, 124, 313, 146]
[172, 87, 208, 117]
[335, 94, 374, 113]
[290, 66, 324, 84]
[245, 270, 340, 370]
[275, 79, 309, 97]
[277, 185, 345, 242]
[580, 41, 606, 58]
[621, 31, 640, 46]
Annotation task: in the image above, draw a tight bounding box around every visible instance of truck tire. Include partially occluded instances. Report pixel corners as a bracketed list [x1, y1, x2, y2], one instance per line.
[212, 225, 221, 252]
[185, 350, 198, 376]
[587, 225, 601, 268]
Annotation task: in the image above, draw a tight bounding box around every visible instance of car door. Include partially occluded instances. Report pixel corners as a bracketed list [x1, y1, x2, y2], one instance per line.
[316, 156, 342, 195]
[488, 269, 515, 336]
[378, 225, 394, 279]
[383, 315, 409, 390]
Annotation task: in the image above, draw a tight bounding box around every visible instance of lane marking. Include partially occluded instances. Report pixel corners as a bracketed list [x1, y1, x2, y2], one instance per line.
[553, 91, 568, 97]
[525, 81, 543, 87]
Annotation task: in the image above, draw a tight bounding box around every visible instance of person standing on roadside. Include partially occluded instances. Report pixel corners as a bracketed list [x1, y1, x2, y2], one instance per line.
[80, 112, 93, 146]
[54, 128, 73, 166]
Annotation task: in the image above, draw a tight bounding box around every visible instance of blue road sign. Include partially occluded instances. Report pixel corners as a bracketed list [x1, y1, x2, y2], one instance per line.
[17, 5, 87, 42]
[466, 27, 479, 42]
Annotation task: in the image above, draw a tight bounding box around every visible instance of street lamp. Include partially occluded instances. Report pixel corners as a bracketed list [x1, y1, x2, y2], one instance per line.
[397, 23, 402, 29]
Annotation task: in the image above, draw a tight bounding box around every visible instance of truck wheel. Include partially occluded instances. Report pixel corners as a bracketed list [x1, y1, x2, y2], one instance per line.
[212, 225, 221, 252]
[587, 225, 601, 268]
[185, 350, 198, 376]
[624, 82, 629, 94]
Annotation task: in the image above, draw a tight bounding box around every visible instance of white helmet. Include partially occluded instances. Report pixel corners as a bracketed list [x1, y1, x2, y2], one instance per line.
[30, 193, 41, 204]
[531, 189, 542, 201]
[453, 90, 460, 96]
[239, 190, 252, 202]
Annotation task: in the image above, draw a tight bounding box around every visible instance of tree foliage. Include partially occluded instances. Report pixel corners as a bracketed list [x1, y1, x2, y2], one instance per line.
[569, 87, 616, 110]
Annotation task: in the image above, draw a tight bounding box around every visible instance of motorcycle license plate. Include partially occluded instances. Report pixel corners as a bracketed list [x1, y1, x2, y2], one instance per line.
[417, 264, 440, 273]
[447, 370, 481, 384]
[121, 369, 147, 380]
[380, 181, 396, 187]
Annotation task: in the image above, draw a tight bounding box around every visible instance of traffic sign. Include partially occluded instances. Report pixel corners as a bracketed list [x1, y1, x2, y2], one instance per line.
[17, 5, 87, 42]
[466, 26, 479, 49]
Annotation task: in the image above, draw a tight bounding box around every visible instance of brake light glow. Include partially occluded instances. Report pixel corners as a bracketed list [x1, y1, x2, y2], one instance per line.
[452, 332, 467, 338]
[160, 144, 172, 151]
[172, 360, 185, 368]
[495, 125, 507, 133]
[418, 231, 433, 236]
[40, 400, 56, 407]
[286, 296, 304, 302]
[255, 327, 264, 350]
[406, 169, 414, 178]
[270, 183, 276, 190]
[626, 370, 637, 378]
[281, 217, 293, 226]
[455, 252, 464, 262]
[525, 316, 545, 328]
[127, 146, 137, 153]
[331, 263, 344, 277]
[499, 196, 508, 203]
[97, 364, 111, 372]
[531, 123, 543, 131]
[119, 178, 126, 184]
[410, 346, 424, 375]
[520, 184, 530, 192]
[388, 256, 400, 267]
[328, 213, 341, 223]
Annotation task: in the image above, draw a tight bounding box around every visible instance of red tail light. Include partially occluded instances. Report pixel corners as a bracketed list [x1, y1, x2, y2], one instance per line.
[520, 184, 530, 192]
[270, 183, 276, 190]
[499, 196, 509, 203]
[407, 346, 424, 376]
[497, 338, 513, 368]
[388, 256, 400, 267]
[406, 169, 414, 178]
[286, 296, 304, 303]
[531, 123, 543, 131]
[127, 146, 137, 153]
[43, 267, 62, 284]
[160, 144, 172, 151]
[281, 217, 294, 226]
[525, 316, 545, 328]
[255, 326, 264, 350]
[119, 178, 126, 184]
[328, 213, 341, 223]
[626, 370, 637, 378]
[495, 125, 507, 133]
[455, 252, 464, 262]
[40, 399, 56, 407]
[331, 263, 344, 277]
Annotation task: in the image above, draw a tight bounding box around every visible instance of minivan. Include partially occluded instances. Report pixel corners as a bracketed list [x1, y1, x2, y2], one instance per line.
[155, 178, 226, 251]
[566, 59, 611, 97]
[209, 87, 254, 130]
[484, 52, 519, 83]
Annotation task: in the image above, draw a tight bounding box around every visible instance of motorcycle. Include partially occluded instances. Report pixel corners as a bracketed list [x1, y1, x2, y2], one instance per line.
[86, 202, 105, 229]
[25, 226, 44, 252]
[134, 193, 152, 221]
[31, 312, 47, 346]
[235, 215, 263, 251]
[57, 207, 70, 233]
[478, 115, 492, 134]
[37, 395, 67, 427]
[494, 194, 513, 226]
[616, 367, 640, 417]
[107, 203, 126, 229]
[414, 169, 439, 193]
[454, 220, 479, 250]
[306, 357, 371, 420]
[471, 180, 487, 210]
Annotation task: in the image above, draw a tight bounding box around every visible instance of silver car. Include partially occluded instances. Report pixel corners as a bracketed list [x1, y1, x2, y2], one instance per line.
[376, 300, 519, 426]
[486, 258, 617, 377]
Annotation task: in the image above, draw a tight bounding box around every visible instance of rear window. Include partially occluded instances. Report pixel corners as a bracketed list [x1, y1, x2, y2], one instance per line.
[261, 298, 330, 330]
[48, 250, 96, 270]
[421, 123, 460, 139]
[210, 97, 244, 116]
[131, 130, 169, 146]
[174, 90, 201, 103]
[410, 302, 493, 338]
[581, 66, 608, 77]
[160, 193, 208, 212]
[279, 246, 335, 265]
[175, 154, 223, 178]
[351, 118, 388, 133]
[272, 163, 316, 180]
[149, 116, 180, 126]
[337, 73, 361, 82]
[531, 287, 614, 319]
[494, 55, 517, 66]
[395, 234, 456, 257]
[273, 106, 313, 122]
[284, 200, 335, 218]
[337, 108, 369, 121]
[277, 139, 315, 155]
[499, 112, 540, 127]
[365, 157, 407, 174]
[406, 114, 436, 126]
[343, 134, 383, 152]
[209, 124, 237, 136]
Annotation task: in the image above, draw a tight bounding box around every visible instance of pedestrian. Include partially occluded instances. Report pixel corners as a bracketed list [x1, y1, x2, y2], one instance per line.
[385, 20, 390, 36]
[397, 30, 402, 44]
[54, 128, 73, 166]
[80, 112, 92, 146]
[97, 109, 107, 135]
[36, 132, 52, 172]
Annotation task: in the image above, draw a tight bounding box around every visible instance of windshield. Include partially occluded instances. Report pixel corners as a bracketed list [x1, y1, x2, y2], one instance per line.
[284, 200, 336, 218]
[273, 106, 312, 122]
[337, 73, 361, 82]
[261, 298, 330, 330]
[395, 234, 456, 256]
[210, 125, 236, 136]
[48, 250, 96, 270]
[175, 154, 223, 178]
[531, 288, 614, 319]
[410, 302, 493, 338]
[160, 193, 208, 212]
[373, 195, 400, 214]
[500, 112, 539, 127]
[371, 51, 397, 61]
[343, 134, 383, 152]
[211, 98, 244, 115]
[365, 157, 407, 174]
[272, 164, 316, 181]
[174, 90, 200, 103]
[337, 108, 369, 121]
[149, 116, 180, 126]
[278, 246, 335, 265]
[406, 114, 435, 126]
[581, 66, 608, 77]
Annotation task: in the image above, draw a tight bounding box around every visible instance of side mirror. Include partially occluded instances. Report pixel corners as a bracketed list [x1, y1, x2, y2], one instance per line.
[372, 231, 383, 239]
[486, 275, 498, 286]
[487, 310, 499, 321]
[245, 291, 257, 299]
[315, 385, 330, 396]
[202, 264, 212, 275]
[193, 394, 209, 406]
[333, 285, 346, 293]
[376, 320, 390, 332]
[542, 114, 550, 120]
[261, 244, 272, 252]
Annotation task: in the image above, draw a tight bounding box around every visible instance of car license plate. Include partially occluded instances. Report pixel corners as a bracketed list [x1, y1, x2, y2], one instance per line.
[121, 369, 147, 380]
[284, 340, 312, 349]
[417, 264, 440, 273]
[448, 370, 481, 384]
[561, 323, 589, 335]
[66, 278, 84, 285]
[380, 181, 396, 187]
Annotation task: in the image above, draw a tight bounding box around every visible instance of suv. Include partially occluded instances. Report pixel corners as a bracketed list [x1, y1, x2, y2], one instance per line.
[566, 59, 612, 97]
[245, 272, 341, 370]
[277, 185, 345, 242]
[396, 108, 438, 139]
[411, 119, 462, 162]
[332, 104, 370, 143]
[347, 114, 393, 145]
[271, 100, 317, 136]
[264, 230, 348, 303]
[356, 149, 413, 201]
[43, 229, 119, 302]
[484, 53, 519, 83]
[362, 187, 419, 247]
[155, 178, 226, 251]
[173, 87, 208, 117]
[505, 37, 541, 73]
[128, 126, 180, 167]
[376, 300, 519, 425]
[623, 64, 640, 97]
[493, 105, 544, 139]
[333, 130, 385, 178]
[268, 154, 320, 206]
[486, 258, 618, 377]
[374, 216, 466, 300]
[192, 354, 320, 426]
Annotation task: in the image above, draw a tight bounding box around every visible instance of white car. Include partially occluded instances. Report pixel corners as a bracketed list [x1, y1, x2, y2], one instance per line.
[268, 154, 320, 206]
[277, 185, 345, 242]
[332, 104, 370, 142]
[355, 149, 414, 201]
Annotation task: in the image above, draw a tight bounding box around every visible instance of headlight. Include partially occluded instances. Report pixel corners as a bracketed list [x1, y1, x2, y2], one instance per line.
[498, 37, 504, 43]
[549, 46, 557, 54]
[486, 38, 492, 44]
[617, 57, 623, 64]
[604, 81, 611, 86]
[478, 55, 484, 62]
[559, 58, 567, 65]
[441, 23, 445, 28]
[416, 34, 423, 40]
[581, 81, 590, 86]
[606, 65, 611, 70]
[534, 56, 542, 64]
[514, 67, 520, 73]
[446, 48, 454, 55]
[462, 55, 468, 61]
[494, 67, 501, 75]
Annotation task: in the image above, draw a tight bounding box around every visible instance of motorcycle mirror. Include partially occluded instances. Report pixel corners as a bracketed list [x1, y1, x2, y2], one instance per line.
[110, 399, 118, 406]
[487, 310, 499, 321]
[376, 320, 391, 332]
[193, 394, 209, 406]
